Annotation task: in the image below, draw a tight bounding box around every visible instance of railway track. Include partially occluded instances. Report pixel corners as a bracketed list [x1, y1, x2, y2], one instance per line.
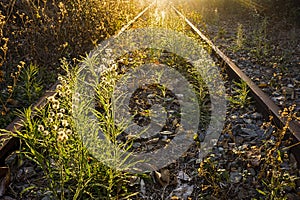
[1, 1, 300, 198]
[170, 5, 300, 164]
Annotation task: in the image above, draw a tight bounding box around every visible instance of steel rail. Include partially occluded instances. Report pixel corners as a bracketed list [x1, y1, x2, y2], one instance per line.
[116, 1, 156, 37]
[0, 2, 155, 165]
[171, 5, 300, 165]
[0, 83, 58, 164]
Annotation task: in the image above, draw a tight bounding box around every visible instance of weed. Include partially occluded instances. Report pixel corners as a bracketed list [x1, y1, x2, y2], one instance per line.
[17, 63, 43, 103]
[0, 11, 23, 118]
[217, 26, 227, 40]
[0, 61, 25, 117]
[228, 80, 252, 109]
[250, 17, 270, 58]
[0, 0, 138, 128]
[198, 154, 229, 198]
[197, 105, 300, 199]
[235, 23, 245, 51]
[1, 65, 137, 199]
[256, 105, 300, 199]
[0, 11, 7, 82]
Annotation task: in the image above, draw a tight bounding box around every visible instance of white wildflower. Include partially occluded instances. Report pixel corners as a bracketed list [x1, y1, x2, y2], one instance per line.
[38, 125, 44, 132]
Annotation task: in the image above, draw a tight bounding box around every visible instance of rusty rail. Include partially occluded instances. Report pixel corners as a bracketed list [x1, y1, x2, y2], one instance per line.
[0, 83, 58, 165]
[172, 5, 300, 165]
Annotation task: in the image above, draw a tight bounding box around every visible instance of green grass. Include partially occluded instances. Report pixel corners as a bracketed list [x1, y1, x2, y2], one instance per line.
[228, 80, 252, 109]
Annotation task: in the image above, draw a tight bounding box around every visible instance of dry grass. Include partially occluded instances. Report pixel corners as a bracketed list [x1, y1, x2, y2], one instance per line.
[0, 0, 139, 128]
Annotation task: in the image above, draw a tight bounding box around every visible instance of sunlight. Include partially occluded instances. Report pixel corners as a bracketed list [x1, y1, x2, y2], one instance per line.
[134, 0, 169, 9]
[155, 0, 170, 7]
[173, 0, 266, 13]
[234, 0, 266, 12]
[154, 9, 166, 25]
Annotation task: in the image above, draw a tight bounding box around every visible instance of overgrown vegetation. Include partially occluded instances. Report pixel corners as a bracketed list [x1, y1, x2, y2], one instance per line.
[1, 0, 299, 199]
[0, 45, 211, 199]
[0, 0, 139, 128]
[180, 0, 300, 198]
[1, 61, 138, 199]
[198, 105, 300, 199]
[256, 106, 300, 199]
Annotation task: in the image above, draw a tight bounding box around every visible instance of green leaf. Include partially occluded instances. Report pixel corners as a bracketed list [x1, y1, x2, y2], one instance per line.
[256, 189, 267, 196]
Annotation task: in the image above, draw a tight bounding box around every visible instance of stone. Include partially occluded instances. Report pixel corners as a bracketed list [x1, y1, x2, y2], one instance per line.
[243, 118, 252, 124]
[250, 112, 263, 119]
[140, 179, 146, 195]
[170, 183, 193, 199]
[240, 128, 257, 137]
[177, 171, 191, 182]
[132, 142, 141, 148]
[249, 168, 256, 176]
[160, 131, 173, 135]
[230, 171, 242, 183]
